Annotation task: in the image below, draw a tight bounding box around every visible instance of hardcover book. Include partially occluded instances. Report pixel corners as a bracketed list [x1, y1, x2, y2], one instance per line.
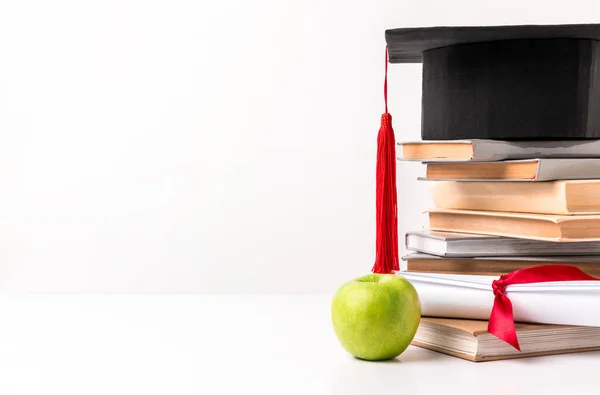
[427, 209, 600, 242]
[402, 252, 600, 277]
[430, 180, 600, 214]
[420, 158, 600, 181]
[405, 230, 600, 257]
[412, 317, 600, 362]
[398, 139, 600, 162]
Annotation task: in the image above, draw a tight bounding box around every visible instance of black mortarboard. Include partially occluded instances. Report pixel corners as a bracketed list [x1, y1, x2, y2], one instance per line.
[385, 23, 600, 140]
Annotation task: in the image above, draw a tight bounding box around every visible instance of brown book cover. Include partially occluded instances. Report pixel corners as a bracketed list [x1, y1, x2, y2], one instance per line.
[403, 253, 600, 277]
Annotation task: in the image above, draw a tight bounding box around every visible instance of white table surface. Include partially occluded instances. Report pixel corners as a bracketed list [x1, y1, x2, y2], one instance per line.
[0, 295, 598, 395]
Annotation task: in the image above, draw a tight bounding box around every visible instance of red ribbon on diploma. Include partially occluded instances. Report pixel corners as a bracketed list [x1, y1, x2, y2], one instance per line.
[488, 265, 600, 351]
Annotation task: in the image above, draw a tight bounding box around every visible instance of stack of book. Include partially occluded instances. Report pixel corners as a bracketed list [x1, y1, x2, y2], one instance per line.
[396, 139, 600, 362]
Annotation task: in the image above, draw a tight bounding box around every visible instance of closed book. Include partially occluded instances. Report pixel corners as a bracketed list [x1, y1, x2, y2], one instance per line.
[427, 209, 600, 242]
[403, 253, 600, 277]
[405, 230, 600, 257]
[431, 180, 600, 214]
[404, 229, 600, 258]
[398, 139, 600, 162]
[412, 317, 600, 362]
[419, 158, 600, 181]
[398, 271, 600, 327]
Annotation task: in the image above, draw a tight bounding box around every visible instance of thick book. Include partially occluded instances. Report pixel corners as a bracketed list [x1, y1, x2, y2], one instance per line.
[405, 230, 600, 257]
[427, 209, 600, 242]
[412, 317, 600, 362]
[398, 271, 600, 326]
[419, 158, 600, 181]
[398, 139, 600, 162]
[431, 180, 600, 214]
[403, 253, 600, 277]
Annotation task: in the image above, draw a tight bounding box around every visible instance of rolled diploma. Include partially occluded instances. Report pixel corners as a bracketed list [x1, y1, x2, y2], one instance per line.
[399, 272, 600, 327]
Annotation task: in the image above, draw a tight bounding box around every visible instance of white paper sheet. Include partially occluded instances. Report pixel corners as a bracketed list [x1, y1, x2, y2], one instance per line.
[398, 272, 600, 327]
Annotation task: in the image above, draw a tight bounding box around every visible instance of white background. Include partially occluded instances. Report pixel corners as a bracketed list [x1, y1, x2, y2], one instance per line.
[0, 0, 599, 294]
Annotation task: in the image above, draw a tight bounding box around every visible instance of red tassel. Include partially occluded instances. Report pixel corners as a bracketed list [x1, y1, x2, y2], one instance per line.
[372, 46, 399, 274]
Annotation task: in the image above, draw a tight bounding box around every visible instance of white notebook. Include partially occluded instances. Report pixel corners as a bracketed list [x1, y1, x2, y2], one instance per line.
[398, 271, 600, 327]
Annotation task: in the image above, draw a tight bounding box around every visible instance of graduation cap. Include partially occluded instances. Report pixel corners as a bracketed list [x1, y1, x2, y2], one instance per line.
[371, 24, 600, 274]
[385, 23, 600, 141]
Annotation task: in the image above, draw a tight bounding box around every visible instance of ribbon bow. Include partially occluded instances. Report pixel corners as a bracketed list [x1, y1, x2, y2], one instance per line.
[487, 265, 599, 351]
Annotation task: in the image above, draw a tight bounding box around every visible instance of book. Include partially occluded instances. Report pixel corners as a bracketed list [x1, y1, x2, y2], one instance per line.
[398, 271, 600, 326]
[405, 230, 600, 257]
[431, 180, 600, 214]
[403, 253, 600, 277]
[427, 209, 600, 242]
[411, 317, 600, 362]
[419, 158, 600, 181]
[398, 139, 600, 162]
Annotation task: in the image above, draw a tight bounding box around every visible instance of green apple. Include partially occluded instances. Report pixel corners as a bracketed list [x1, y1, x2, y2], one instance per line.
[331, 273, 421, 361]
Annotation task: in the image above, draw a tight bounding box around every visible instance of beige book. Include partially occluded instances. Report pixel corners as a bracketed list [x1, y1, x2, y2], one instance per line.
[431, 180, 600, 214]
[427, 209, 600, 241]
[411, 317, 600, 362]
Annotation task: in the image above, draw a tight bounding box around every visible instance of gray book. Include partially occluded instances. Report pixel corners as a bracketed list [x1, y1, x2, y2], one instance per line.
[405, 230, 600, 257]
